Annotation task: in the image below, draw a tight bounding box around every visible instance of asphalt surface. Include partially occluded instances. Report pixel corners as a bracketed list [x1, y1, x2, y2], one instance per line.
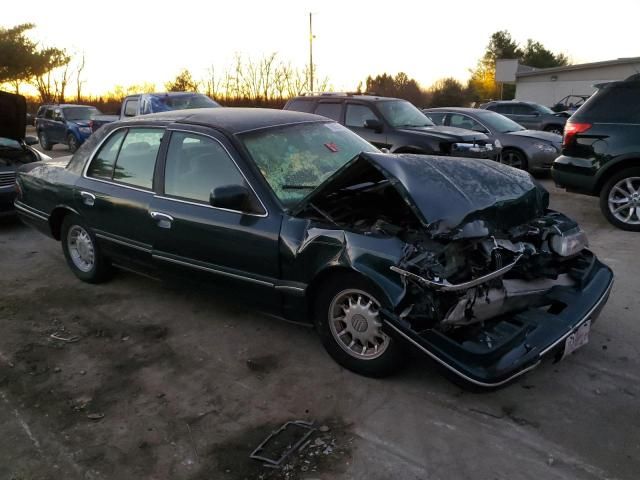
[0, 145, 638, 480]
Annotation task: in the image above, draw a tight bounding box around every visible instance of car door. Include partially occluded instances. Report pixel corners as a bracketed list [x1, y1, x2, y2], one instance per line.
[51, 108, 67, 143]
[74, 126, 164, 269]
[344, 103, 389, 149]
[148, 127, 282, 303]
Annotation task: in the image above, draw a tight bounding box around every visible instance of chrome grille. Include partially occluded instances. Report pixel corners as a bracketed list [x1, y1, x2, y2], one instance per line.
[0, 171, 16, 188]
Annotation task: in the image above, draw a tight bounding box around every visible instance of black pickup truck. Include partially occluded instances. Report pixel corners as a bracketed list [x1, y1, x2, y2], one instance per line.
[284, 94, 498, 159]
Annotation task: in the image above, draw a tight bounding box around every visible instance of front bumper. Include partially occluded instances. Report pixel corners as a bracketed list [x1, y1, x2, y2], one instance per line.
[527, 147, 560, 171]
[0, 187, 17, 217]
[383, 253, 614, 387]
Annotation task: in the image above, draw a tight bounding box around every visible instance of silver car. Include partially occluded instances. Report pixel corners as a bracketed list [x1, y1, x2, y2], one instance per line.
[424, 107, 562, 172]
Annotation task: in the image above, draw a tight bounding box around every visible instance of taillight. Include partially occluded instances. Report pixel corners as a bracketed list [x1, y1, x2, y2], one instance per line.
[562, 122, 591, 148]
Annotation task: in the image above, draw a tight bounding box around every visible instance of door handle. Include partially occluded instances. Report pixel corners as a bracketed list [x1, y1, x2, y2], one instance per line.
[150, 211, 174, 229]
[80, 191, 96, 206]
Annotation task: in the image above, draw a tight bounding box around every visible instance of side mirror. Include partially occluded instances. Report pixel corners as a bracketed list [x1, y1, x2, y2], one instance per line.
[210, 185, 250, 211]
[364, 118, 383, 132]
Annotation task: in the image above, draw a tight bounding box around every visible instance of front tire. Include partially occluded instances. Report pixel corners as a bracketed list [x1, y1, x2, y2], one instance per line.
[38, 131, 52, 151]
[599, 167, 640, 231]
[61, 215, 112, 283]
[500, 149, 528, 171]
[67, 133, 80, 153]
[314, 273, 405, 377]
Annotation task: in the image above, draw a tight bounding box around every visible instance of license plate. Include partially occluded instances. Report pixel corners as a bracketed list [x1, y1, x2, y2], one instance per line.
[562, 320, 591, 359]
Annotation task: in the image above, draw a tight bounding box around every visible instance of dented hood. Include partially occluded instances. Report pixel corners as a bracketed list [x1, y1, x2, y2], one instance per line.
[297, 152, 549, 237]
[0, 91, 27, 141]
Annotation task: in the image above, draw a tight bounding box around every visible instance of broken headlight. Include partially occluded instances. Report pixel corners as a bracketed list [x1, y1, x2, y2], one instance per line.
[549, 228, 588, 257]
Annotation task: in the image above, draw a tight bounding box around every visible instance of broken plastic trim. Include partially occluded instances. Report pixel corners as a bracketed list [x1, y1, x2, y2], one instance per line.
[390, 254, 523, 292]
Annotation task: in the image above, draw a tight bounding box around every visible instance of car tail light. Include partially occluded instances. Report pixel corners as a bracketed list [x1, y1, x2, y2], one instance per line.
[562, 122, 591, 148]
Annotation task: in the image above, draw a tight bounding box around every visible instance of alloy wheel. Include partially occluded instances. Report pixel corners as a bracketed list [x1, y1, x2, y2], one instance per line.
[328, 289, 390, 360]
[67, 225, 95, 272]
[608, 177, 640, 225]
[501, 150, 524, 170]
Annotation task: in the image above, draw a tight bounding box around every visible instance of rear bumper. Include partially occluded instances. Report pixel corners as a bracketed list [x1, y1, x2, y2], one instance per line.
[384, 254, 614, 388]
[551, 155, 599, 194]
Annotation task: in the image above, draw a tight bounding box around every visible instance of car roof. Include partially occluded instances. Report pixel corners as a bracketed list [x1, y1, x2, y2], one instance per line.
[293, 94, 400, 103]
[424, 107, 478, 113]
[123, 107, 329, 134]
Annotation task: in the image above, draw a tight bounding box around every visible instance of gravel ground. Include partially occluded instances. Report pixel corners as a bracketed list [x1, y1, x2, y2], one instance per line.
[1, 166, 638, 479]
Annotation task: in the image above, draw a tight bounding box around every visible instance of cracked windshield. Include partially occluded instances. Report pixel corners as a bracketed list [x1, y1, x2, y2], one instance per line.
[240, 121, 377, 207]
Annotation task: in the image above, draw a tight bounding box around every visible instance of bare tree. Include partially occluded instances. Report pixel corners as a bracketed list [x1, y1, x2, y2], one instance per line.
[76, 53, 86, 102]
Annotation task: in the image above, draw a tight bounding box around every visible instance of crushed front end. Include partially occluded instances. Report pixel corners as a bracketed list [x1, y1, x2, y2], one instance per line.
[387, 212, 613, 386]
[294, 152, 614, 386]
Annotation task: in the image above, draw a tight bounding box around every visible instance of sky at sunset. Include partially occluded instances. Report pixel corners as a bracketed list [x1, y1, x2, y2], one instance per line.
[4, 0, 639, 95]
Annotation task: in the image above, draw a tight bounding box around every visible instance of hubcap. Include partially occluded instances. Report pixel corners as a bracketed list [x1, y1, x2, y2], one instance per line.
[328, 289, 390, 360]
[67, 225, 95, 272]
[608, 177, 640, 225]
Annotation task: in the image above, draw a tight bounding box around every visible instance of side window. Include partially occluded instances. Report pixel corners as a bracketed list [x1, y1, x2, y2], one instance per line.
[87, 129, 127, 179]
[44, 108, 54, 119]
[513, 104, 535, 115]
[286, 99, 315, 113]
[449, 114, 483, 131]
[164, 132, 254, 210]
[123, 99, 139, 117]
[314, 103, 342, 121]
[53, 109, 63, 121]
[345, 104, 378, 127]
[494, 104, 513, 115]
[112, 128, 163, 189]
[426, 112, 446, 125]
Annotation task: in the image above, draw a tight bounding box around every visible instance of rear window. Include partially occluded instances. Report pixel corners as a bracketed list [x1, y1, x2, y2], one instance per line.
[285, 99, 315, 113]
[573, 84, 640, 123]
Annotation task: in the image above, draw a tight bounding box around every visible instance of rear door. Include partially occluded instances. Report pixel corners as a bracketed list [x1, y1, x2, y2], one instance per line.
[148, 127, 282, 301]
[344, 103, 389, 149]
[74, 126, 165, 269]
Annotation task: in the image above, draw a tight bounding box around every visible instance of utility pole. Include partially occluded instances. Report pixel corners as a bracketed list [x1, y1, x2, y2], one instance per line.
[309, 12, 314, 92]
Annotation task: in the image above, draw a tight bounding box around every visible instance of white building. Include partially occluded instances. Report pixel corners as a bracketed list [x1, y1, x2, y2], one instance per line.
[496, 57, 640, 107]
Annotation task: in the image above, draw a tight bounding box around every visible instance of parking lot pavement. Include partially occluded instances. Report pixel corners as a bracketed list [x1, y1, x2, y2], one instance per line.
[0, 179, 638, 480]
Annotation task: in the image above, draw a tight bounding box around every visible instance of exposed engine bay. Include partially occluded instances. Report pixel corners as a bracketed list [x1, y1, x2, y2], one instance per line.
[297, 155, 590, 332]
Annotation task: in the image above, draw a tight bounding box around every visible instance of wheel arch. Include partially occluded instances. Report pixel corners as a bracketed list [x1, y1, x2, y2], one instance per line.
[501, 146, 529, 168]
[49, 206, 80, 240]
[594, 157, 640, 194]
[305, 266, 396, 320]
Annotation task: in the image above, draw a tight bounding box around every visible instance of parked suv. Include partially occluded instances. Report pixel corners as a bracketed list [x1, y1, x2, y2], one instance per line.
[480, 101, 568, 135]
[552, 78, 640, 231]
[35, 104, 102, 152]
[284, 94, 497, 159]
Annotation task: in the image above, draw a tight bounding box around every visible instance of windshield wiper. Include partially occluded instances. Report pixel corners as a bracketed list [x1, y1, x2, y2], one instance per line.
[282, 184, 318, 190]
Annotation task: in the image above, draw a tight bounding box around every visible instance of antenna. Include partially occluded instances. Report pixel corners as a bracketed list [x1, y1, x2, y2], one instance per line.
[309, 12, 314, 92]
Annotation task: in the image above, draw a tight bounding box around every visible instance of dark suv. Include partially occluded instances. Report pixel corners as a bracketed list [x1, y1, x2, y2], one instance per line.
[480, 101, 568, 135]
[35, 104, 101, 152]
[284, 94, 497, 159]
[552, 79, 640, 231]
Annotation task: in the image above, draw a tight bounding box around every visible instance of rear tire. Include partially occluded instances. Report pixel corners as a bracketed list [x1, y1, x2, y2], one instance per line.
[313, 272, 405, 377]
[38, 131, 52, 151]
[67, 133, 80, 153]
[61, 214, 112, 283]
[599, 167, 640, 231]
